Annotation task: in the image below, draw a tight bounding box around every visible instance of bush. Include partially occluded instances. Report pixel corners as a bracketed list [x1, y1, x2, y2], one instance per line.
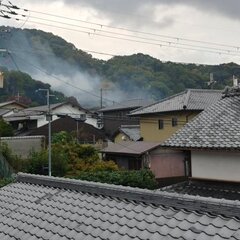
[0, 178, 13, 187]
[0, 119, 13, 137]
[26, 148, 68, 177]
[75, 169, 158, 190]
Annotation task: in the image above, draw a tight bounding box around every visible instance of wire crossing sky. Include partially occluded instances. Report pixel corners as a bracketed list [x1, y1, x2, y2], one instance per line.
[1, 0, 240, 64]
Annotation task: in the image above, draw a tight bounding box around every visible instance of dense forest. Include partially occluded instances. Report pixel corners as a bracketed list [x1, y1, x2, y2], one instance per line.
[1, 26, 240, 107]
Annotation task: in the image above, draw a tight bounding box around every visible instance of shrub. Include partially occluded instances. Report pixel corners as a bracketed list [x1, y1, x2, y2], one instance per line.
[0, 178, 13, 187]
[75, 169, 158, 190]
[0, 119, 13, 137]
[26, 148, 68, 177]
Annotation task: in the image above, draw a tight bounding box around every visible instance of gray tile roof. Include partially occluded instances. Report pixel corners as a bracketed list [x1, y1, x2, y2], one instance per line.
[162, 94, 240, 150]
[1, 173, 240, 239]
[119, 125, 141, 141]
[101, 141, 161, 155]
[130, 89, 222, 116]
[160, 180, 240, 201]
[99, 99, 153, 112]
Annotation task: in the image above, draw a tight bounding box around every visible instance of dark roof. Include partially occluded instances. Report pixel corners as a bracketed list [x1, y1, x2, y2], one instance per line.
[130, 89, 222, 116]
[1, 173, 240, 239]
[101, 141, 161, 155]
[21, 116, 106, 141]
[117, 125, 141, 141]
[160, 180, 240, 201]
[162, 94, 240, 150]
[99, 99, 153, 112]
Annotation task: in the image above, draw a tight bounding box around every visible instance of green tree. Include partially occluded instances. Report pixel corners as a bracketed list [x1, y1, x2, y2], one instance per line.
[0, 119, 13, 137]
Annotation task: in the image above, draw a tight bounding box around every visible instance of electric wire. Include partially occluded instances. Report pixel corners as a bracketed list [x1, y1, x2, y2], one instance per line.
[1, 3, 240, 57]
[9, 3, 240, 50]
[6, 16, 240, 57]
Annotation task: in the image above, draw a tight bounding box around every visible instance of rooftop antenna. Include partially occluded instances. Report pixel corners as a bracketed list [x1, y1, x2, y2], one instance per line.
[207, 73, 216, 89]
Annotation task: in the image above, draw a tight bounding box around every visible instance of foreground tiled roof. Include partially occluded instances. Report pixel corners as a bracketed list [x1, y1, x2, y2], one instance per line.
[130, 89, 222, 116]
[1, 173, 240, 239]
[162, 94, 240, 150]
[160, 180, 240, 201]
[101, 141, 161, 155]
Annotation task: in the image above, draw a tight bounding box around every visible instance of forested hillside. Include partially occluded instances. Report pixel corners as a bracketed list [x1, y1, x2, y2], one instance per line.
[1, 26, 240, 106]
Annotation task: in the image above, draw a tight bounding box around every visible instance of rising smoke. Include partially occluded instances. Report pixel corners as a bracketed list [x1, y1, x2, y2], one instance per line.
[0, 26, 152, 108]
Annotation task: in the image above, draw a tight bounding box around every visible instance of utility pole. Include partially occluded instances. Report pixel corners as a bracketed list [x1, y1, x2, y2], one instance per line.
[37, 88, 53, 176]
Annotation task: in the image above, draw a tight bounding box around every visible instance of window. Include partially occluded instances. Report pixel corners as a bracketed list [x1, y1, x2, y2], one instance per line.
[158, 119, 164, 129]
[172, 117, 178, 127]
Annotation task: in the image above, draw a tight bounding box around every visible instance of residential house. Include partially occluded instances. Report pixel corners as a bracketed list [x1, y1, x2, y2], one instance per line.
[27, 116, 107, 148]
[102, 141, 162, 170]
[98, 99, 152, 139]
[113, 125, 142, 143]
[129, 89, 222, 142]
[0, 100, 26, 117]
[162, 87, 240, 182]
[4, 101, 100, 134]
[101, 141, 186, 185]
[0, 172, 239, 239]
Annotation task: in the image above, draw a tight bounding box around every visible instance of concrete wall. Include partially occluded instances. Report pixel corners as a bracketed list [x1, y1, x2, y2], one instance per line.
[0, 136, 45, 158]
[140, 111, 198, 142]
[150, 149, 186, 179]
[192, 151, 240, 181]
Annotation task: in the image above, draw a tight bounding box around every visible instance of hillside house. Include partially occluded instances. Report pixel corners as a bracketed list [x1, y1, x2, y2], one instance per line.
[98, 99, 152, 139]
[129, 89, 222, 142]
[0, 172, 239, 239]
[0, 100, 26, 117]
[4, 101, 100, 134]
[162, 87, 240, 182]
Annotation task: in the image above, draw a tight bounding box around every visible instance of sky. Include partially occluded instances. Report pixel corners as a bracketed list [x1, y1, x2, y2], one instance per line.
[1, 0, 240, 65]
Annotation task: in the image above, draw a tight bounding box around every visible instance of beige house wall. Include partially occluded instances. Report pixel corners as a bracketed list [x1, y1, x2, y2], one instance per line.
[192, 150, 240, 181]
[140, 111, 198, 142]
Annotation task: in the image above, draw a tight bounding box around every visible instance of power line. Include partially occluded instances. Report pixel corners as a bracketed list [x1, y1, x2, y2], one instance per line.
[16, 5, 240, 50]
[8, 13, 238, 54]
[2, 3, 240, 57]
[6, 17, 240, 58]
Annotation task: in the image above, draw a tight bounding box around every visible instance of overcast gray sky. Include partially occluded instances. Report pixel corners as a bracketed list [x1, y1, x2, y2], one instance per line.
[2, 0, 240, 64]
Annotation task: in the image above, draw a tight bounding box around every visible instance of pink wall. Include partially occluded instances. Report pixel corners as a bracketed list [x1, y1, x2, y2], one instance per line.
[150, 150, 185, 179]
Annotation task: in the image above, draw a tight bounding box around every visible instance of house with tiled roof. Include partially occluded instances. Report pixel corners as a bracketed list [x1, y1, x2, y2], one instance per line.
[4, 101, 100, 134]
[101, 141, 186, 185]
[113, 125, 142, 143]
[1, 172, 240, 239]
[98, 99, 152, 139]
[0, 100, 26, 117]
[162, 87, 240, 182]
[129, 89, 222, 142]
